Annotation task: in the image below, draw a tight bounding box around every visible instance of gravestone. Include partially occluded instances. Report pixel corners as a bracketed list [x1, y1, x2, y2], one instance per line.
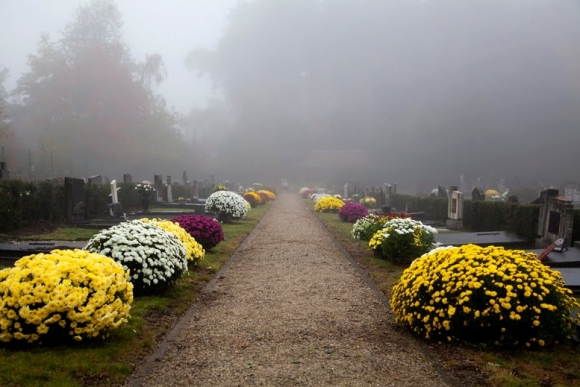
[437, 186, 447, 198]
[154, 175, 163, 201]
[64, 177, 85, 222]
[385, 184, 392, 206]
[88, 175, 102, 185]
[182, 171, 189, 185]
[123, 173, 132, 184]
[508, 195, 519, 203]
[193, 180, 200, 198]
[0, 161, 9, 180]
[165, 176, 173, 203]
[446, 190, 464, 230]
[110, 180, 118, 204]
[472, 187, 485, 201]
[344, 182, 349, 199]
[536, 189, 573, 248]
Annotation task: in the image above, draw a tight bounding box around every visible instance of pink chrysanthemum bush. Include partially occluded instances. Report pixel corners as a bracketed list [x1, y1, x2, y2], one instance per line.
[171, 214, 224, 251]
[338, 202, 369, 223]
[0, 249, 133, 344]
[313, 196, 344, 213]
[391, 244, 580, 348]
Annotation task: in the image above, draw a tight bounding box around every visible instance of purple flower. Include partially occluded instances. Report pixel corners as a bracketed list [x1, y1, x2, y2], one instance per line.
[171, 214, 225, 251]
[338, 202, 369, 223]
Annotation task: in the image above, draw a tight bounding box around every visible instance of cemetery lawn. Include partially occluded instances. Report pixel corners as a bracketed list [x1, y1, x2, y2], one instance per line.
[315, 211, 580, 387]
[0, 203, 271, 387]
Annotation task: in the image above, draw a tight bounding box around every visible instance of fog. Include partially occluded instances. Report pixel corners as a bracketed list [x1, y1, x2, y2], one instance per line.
[1, 0, 579, 194]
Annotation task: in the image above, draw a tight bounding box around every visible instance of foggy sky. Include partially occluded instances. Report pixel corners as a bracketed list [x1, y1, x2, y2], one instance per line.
[0, 0, 237, 113]
[1, 0, 580, 194]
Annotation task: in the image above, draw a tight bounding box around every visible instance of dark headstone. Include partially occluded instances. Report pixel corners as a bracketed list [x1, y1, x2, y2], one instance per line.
[88, 175, 102, 185]
[472, 187, 485, 201]
[182, 171, 188, 185]
[154, 175, 163, 201]
[65, 177, 85, 222]
[437, 186, 447, 198]
[508, 195, 519, 203]
[123, 173, 132, 184]
[0, 161, 9, 180]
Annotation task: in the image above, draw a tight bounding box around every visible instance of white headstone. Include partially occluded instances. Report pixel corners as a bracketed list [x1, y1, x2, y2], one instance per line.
[167, 184, 173, 203]
[448, 191, 464, 220]
[110, 180, 118, 204]
[344, 182, 349, 198]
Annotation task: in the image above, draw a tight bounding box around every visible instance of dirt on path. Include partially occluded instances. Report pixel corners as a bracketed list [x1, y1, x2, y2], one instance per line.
[127, 194, 454, 386]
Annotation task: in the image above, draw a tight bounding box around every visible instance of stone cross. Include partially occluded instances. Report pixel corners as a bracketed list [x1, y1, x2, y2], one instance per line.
[110, 180, 118, 204]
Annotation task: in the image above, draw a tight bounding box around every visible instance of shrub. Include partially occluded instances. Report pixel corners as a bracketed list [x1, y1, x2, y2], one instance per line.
[301, 189, 318, 198]
[359, 196, 377, 208]
[311, 193, 331, 203]
[351, 213, 409, 241]
[171, 214, 224, 251]
[205, 191, 248, 220]
[140, 218, 205, 264]
[243, 192, 262, 207]
[338, 202, 369, 223]
[213, 184, 226, 192]
[257, 190, 276, 201]
[84, 220, 187, 295]
[391, 244, 580, 347]
[314, 197, 344, 213]
[0, 249, 132, 344]
[369, 217, 437, 263]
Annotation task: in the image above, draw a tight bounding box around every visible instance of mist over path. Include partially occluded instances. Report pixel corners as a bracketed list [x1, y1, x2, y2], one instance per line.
[129, 194, 450, 386]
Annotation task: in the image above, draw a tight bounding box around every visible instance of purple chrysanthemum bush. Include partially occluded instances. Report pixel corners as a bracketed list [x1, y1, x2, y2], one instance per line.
[338, 202, 369, 223]
[171, 214, 225, 251]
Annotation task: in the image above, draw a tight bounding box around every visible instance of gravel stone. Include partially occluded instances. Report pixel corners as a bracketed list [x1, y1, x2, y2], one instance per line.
[127, 194, 450, 386]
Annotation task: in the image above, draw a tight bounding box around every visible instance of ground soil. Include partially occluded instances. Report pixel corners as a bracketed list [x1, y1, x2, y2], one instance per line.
[125, 194, 459, 386]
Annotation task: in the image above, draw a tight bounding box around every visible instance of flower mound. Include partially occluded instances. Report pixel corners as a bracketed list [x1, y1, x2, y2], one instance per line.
[314, 196, 344, 213]
[338, 202, 369, 223]
[310, 193, 331, 203]
[369, 217, 437, 263]
[140, 218, 205, 264]
[257, 190, 276, 201]
[359, 196, 377, 208]
[84, 220, 187, 295]
[391, 245, 580, 347]
[0, 250, 132, 344]
[171, 214, 224, 251]
[352, 213, 409, 241]
[301, 189, 318, 198]
[205, 191, 248, 219]
[243, 192, 262, 207]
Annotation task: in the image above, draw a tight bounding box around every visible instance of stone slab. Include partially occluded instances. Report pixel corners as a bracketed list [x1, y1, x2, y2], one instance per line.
[435, 231, 531, 248]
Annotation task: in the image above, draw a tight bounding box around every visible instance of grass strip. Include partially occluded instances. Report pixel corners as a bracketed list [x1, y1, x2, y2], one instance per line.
[313, 208, 580, 387]
[0, 203, 271, 386]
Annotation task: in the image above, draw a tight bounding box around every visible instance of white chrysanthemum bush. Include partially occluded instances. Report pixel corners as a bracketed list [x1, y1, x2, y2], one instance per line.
[391, 244, 580, 347]
[84, 220, 187, 295]
[205, 191, 249, 222]
[140, 218, 205, 265]
[369, 217, 437, 263]
[0, 249, 133, 344]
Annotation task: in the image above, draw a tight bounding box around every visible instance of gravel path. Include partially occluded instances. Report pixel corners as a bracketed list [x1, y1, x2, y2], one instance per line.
[128, 194, 451, 386]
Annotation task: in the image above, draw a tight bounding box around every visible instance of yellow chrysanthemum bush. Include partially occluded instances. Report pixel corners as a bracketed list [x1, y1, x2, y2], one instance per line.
[257, 189, 276, 201]
[0, 249, 133, 344]
[313, 196, 344, 213]
[140, 218, 205, 264]
[391, 244, 580, 347]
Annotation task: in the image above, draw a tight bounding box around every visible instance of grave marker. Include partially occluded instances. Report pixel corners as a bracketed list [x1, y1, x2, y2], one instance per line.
[64, 177, 85, 222]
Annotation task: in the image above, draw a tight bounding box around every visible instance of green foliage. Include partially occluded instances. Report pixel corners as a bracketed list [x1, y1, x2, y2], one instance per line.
[0, 181, 64, 231]
[391, 194, 448, 221]
[463, 201, 507, 231]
